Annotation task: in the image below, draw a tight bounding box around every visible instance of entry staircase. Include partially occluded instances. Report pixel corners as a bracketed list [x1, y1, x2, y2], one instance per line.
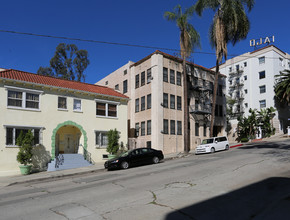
[47, 154, 93, 172]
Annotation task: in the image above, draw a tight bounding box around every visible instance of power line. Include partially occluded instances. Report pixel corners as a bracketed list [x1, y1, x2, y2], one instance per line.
[0, 29, 285, 60]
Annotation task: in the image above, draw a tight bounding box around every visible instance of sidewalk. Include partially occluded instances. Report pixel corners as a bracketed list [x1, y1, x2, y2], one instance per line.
[1, 135, 288, 187]
[0, 153, 188, 187]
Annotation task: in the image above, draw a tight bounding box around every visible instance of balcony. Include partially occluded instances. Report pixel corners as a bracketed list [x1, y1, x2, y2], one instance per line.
[228, 67, 244, 76]
[229, 80, 244, 89]
[189, 104, 211, 115]
[190, 79, 213, 92]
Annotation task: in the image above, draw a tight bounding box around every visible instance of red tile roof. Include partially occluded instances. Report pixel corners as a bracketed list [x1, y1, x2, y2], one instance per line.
[0, 69, 128, 99]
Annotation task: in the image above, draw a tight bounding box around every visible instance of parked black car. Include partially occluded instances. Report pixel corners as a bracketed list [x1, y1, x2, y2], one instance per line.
[104, 148, 164, 170]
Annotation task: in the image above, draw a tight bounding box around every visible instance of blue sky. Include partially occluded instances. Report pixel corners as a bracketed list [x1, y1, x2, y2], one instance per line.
[0, 0, 289, 84]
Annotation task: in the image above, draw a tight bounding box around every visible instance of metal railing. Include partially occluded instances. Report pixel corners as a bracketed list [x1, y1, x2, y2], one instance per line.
[55, 154, 64, 168]
[79, 144, 95, 164]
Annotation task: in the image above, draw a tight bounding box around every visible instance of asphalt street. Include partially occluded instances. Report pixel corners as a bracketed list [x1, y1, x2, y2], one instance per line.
[0, 139, 290, 220]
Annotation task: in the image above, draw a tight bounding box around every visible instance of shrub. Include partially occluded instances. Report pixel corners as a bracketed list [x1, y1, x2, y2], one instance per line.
[16, 130, 34, 165]
[240, 137, 249, 143]
[106, 129, 120, 155]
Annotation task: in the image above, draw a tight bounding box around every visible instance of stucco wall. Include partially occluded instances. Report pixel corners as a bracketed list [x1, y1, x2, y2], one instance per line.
[0, 81, 128, 175]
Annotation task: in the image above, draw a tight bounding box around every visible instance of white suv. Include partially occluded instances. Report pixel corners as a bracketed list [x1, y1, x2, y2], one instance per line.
[195, 136, 229, 154]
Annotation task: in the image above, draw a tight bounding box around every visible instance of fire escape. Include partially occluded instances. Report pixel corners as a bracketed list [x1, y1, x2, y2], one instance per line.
[228, 65, 245, 117]
[187, 65, 213, 125]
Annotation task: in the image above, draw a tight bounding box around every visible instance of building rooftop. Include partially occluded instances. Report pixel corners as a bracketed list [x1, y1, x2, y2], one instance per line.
[0, 69, 129, 99]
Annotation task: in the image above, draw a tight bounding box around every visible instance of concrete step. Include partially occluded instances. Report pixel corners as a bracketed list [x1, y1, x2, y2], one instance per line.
[47, 154, 92, 172]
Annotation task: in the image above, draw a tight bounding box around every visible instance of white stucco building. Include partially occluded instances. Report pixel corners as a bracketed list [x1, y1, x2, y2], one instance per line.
[0, 69, 128, 175]
[217, 45, 290, 139]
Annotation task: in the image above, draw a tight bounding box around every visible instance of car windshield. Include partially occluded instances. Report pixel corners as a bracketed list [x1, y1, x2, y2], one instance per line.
[120, 150, 133, 157]
[201, 138, 214, 144]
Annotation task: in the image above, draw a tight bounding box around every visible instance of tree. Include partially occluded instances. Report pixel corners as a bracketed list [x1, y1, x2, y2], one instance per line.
[37, 43, 89, 82]
[195, 0, 255, 136]
[274, 69, 290, 105]
[107, 129, 120, 155]
[164, 4, 200, 152]
[257, 107, 276, 137]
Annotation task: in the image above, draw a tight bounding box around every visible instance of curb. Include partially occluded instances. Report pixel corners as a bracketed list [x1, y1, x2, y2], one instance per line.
[230, 144, 243, 148]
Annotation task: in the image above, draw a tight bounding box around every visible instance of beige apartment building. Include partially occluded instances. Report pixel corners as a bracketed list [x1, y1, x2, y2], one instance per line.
[97, 51, 226, 154]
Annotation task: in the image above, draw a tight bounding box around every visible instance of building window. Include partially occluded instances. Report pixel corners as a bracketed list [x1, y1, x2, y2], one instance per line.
[141, 71, 145, 86]
[177, 96, 182, 110]
[177, 121, 182, 135]
[58, 97, 67, 109]
[170, 120, 175, 135]
[163, 119, 168, 134]
[146, 141, 151, 148]
[124, 69, 127, 75]
[141, 96, 145, 111]
[123, 80, 128, 94]
[96, 101, 118, 118]
[163, 93, 168, 108]
[135, 98, 139, 112]
[203, 124, 207, 137]
[95, 131, 108, 147]
[219, 105, 223, 117]
[170, 69, 175, 84]
[170, 95, 175, 109]
[96, 102, 106, 116]
[141, 121, 145, 136]
[259, 100, 266, 108]
[105, 81, 108, 85]
[229, 67, 232, 72]
[115, 84, 119, 90]
[244, 62, 247, 67]
[245, 103, 248, 108]
[7, 89, 40, 110]
[147, 68, 151, 83]
[236, 65, 239, 71]
[259, 85, 266, 94]
[218, 85, 223, 96]
[147, 94, 151, 109]
[244, 89, 248, 94]
[108, 104, 117, 117]
[244, 75, 247, 80]
[135, 74, 140, 88]
[73, 99, 82, 111]
[5, 127, 41, 146]
[259, 71, 265, 79]
[259, 56, 265, 65]
[163, 67, 168, 82]
[176, 71, 181, 86]
[135, 123, 139, 137]
[195, 123, 199, 136]
[147, 120, 151, 135]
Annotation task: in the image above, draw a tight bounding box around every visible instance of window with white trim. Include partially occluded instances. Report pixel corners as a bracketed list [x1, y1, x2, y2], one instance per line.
[95, 131, 108, 147]
[259, 56, 265, 65]
[95, 100, 118, 118]
[259, 100, 266, 108]
[141, 121, 145, 136]
[5, 126, 41, 146]
[7, 89, 40, 110]
[73, 99, 82, 111]
[58, 97, 67, 109]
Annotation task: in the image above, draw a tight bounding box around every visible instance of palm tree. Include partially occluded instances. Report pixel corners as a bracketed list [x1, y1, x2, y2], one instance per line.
[195, 0, 255, 136]
[164, 4, 200, 152]
[274, 69, 290, 105]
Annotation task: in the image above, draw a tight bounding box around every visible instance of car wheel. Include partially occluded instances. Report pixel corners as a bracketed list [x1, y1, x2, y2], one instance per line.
[121, 161, 129, 169]
[210, 147, 215, 153]
[152, 156, 159, 164]
[225, 145, 229, 150]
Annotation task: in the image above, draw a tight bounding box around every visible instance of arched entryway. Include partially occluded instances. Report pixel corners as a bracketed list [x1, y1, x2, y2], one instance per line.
[51, 121, 87, 159]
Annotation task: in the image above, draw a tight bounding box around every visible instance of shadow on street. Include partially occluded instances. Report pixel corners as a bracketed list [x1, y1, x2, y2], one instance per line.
[165, 177, 290, 220]
[239, 141, 290, 150]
